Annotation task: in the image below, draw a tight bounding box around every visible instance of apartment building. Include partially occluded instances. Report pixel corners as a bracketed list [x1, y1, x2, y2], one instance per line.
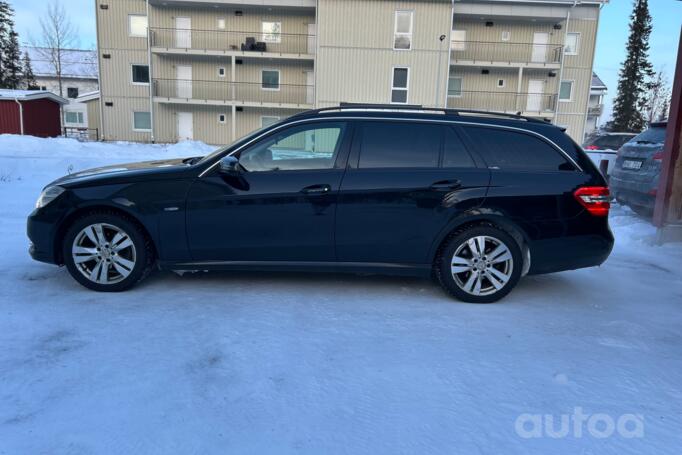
[94, 0, 606, 145]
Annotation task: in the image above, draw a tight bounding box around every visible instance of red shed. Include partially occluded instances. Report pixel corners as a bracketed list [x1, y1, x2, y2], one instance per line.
[0, 90, 68, 138]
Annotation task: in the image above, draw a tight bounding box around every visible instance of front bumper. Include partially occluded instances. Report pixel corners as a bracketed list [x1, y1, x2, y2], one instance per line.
[27, 207, 62, 265]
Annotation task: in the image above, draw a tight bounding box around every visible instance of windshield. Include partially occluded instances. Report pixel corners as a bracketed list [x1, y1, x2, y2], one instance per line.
[197, 123, 279, 165]
[586, 135, 635, 149]
[632, 126, 667, 145]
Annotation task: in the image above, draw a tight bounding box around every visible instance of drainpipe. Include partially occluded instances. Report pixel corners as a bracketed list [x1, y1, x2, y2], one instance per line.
[580, 1, 605, 141]
[14, 98, 24, 135]
[435, 34, 446, 107]
[146, 0, 156, 143]
[444, 0, 455, 108]
[554, 3, 575, 125]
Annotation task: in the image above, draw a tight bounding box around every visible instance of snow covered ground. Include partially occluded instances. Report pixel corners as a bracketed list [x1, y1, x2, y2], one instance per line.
[0, 134, 681, 454]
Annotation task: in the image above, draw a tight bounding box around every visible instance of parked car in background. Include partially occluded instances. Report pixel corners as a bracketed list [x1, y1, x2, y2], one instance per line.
[583, 132, 637, 177]
[610, 122, 668, 217]
[27, 105, 614, 303]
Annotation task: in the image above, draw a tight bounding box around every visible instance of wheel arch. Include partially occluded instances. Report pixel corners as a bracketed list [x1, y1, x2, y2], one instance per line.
[53, 204, 158, 265]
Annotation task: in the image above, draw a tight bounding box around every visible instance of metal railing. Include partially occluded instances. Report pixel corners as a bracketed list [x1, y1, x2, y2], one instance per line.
[450, 41, 563, 65]
[587, 104, 604, 116]
[150, 27, 316, 56]
[62, 127, 99, 141]
[447, 91, 557, 115]
[153, 78, 315, 106]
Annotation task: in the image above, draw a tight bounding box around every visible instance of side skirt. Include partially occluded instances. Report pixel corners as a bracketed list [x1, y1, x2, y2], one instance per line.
[158, 260, 432, 278]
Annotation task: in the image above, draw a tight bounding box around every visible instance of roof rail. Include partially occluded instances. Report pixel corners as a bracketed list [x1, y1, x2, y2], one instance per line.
[289, 103, 550, 124]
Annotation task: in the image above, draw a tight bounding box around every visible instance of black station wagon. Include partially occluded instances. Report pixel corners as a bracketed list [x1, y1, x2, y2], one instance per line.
[27, 105, 614, 303]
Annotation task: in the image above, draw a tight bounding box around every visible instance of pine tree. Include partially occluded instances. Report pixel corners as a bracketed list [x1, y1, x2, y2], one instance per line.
[0, 1, 23, 89]
[608, 0, 655, 133]
[22, 51, 38, 89]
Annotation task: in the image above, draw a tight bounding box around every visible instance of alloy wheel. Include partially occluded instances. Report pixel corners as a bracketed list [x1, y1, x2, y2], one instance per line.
[71, 223, 137, 285]
[451, 235, 514, 296]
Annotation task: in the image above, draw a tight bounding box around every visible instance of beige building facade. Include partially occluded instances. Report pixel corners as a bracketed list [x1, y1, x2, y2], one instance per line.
[94, 0, 607, 145]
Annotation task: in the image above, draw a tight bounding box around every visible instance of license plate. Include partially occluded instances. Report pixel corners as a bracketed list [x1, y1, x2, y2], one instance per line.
[622, 160, 642, 170]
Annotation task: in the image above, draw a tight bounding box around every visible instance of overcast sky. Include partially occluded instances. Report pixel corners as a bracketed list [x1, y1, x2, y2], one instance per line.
[10, 0, 682, 124]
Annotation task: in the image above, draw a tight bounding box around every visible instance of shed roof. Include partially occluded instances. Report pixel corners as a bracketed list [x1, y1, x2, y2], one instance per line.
[0, 89, 69, 105]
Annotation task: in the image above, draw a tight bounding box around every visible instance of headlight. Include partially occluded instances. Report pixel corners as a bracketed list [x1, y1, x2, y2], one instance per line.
[35, 186, 65, 209]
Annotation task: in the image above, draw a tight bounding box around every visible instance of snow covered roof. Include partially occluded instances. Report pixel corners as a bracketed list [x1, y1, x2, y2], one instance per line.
[24, 47, 98, 80]
[77, 91, 100, 103]
[0, 89, 69, 105]
[591, 73, 607, 90]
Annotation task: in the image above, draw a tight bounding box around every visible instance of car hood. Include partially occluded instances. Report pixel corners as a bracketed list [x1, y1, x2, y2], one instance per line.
[50, 158, 194, 186]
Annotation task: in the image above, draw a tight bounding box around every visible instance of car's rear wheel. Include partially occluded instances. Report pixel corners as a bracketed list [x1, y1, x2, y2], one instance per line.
[62, 212, 153, 292]
[436, 225, 522, 303]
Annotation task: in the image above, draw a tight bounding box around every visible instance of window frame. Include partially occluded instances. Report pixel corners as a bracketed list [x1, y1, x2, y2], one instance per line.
[565, 32, 581, 56]
[393, 10, 414, 51]
[128, 14, 148, 38]
[448, 76, 463, 98]
[451, 30, 467, 51]
[64, 111, 84, 124]
[217, 18, 226, 30]
[236, 121, 348, 173]
[217, 66, 226, 78]
[132, 111, 152, 132]
[262, 21, 282, 43]
[390, 66, 410, 105]
[261, 69, 280, 91]
[130, 64, 150, 85]
[501, 31, 511, 42]
[497, 79, 506, 89]
[559, 80, 574, 102]
[66, 87, 79, 99]
[218, 113, 227, 124]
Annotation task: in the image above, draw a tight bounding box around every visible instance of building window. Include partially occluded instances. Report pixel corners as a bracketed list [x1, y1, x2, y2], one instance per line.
[129, 15, 148, 38]
[261, 116, 280, 128]
[131, 64, 150, 84]
[391, 67, 409, 104]
[501, 31, 511, 42]
[497, 79, 506, 88]
[133, 111, 152, 131]
[217, 18, 226, 30]
[448, 76, 462, 97]
[451, 30, 466, 51]
[64, 111, 84, 124]
[218, 67, 226, 78]
[40, 85, 47, 91]
[559, 81, 574, 101]
[262, 21, 281, 43]
[67, 87, 79, 98]
[393, 10, 413, 50]
[565, 33, 580, 55]
[261, 69, 280, 90]
[218, 114, 226, 124]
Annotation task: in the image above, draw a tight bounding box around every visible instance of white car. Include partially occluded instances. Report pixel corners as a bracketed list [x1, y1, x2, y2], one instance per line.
[582, 133, 637, 177]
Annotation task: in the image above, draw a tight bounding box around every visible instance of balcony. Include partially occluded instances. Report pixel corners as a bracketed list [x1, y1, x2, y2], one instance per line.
[148, 0, 315, 7]
[150, 28, 316, 60]
[447, 91, 557, 117]
[450, 41, 563, 68]
[152, 78, 314, 109]
[587, 104, 604, 117]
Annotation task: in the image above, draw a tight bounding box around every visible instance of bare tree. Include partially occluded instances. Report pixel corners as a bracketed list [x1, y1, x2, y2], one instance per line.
[31, 0, 78, 97]
[646, 68, 671, 124]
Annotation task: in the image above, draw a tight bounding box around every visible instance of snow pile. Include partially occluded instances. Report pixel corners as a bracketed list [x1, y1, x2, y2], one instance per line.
[0, 135, 680, 454]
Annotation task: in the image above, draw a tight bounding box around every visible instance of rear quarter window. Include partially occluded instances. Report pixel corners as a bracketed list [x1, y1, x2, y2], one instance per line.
[463, 126, 573, 171]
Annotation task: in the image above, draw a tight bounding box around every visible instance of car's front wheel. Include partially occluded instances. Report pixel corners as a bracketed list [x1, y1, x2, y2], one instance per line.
[62, 212, 154, 292]
[436, 225, 522, 303]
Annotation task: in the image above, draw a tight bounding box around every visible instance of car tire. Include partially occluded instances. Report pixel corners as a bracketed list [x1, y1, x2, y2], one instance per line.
[62, 212, 154, 292]
[435, 225, 522, 303]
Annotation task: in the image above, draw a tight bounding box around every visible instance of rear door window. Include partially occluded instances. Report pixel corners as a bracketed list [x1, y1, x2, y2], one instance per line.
[462, 126, 572, 171]
[589, 135, 634, 149]
[632, 126, 666, 145]
[358, 121, 440, 168]
[443, 127, 476, 168]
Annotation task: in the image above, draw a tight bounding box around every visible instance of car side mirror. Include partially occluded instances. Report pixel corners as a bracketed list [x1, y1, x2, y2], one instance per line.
[218, 155, 240, 175]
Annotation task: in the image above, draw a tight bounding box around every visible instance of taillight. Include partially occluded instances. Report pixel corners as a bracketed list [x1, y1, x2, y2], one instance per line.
[653, 151, 665, 161]
[574, 186, 611, 217]
[585, 145, 600, 150]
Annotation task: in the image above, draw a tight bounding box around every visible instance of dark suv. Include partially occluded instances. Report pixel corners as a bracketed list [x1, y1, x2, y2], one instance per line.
[27, 105, 613, 303]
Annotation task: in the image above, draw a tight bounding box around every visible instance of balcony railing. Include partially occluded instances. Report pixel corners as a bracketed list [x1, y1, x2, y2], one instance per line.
[153, 78, 315, 106]
[587, 104, 604, 116]
[450, 41, 563, 65]
[150, 27, 316, 56]
[447, 91, 557, 115]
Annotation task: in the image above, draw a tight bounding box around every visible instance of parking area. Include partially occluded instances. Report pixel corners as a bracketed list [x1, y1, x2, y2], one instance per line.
[1, 136, 681, 454]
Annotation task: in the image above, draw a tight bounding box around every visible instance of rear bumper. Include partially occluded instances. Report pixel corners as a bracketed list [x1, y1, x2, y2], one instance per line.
[528, 224, 614, 275]
[609, 174, 656, 210]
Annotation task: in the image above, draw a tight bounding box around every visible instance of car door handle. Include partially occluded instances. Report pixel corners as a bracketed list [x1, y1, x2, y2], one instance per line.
[301, 184, 332, 195]
[430, 180, 462, 191]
